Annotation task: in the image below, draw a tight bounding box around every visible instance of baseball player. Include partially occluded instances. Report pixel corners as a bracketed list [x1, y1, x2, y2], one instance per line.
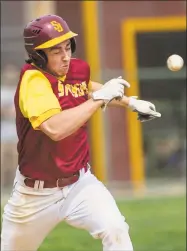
[1, 15, 161, 251]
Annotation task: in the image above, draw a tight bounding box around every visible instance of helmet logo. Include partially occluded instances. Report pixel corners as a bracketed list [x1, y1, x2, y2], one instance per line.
[50, 21, 63, 32]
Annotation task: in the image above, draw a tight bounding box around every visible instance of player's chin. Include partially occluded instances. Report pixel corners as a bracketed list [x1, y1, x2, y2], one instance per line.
[58, 66, 69, 76]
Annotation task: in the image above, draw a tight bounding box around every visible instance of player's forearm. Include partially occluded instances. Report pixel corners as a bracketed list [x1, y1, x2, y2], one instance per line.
[40, 99, 104, 141]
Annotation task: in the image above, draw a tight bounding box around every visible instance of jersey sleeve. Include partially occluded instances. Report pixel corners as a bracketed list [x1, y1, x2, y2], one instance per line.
[19, 69, 61, 129]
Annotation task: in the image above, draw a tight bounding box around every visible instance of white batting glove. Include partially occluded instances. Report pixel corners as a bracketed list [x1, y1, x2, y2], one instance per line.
[128, 96, 161, 122]
[92, 77, 130, 110]
[103, 76, 130, 89]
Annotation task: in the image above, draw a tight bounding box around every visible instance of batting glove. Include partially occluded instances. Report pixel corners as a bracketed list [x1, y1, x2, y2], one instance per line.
[128, 96, 161, 122]
[91, 77, 130, 110]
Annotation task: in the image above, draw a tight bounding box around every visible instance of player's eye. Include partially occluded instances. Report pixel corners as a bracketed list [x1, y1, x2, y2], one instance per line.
[52, 49, 60, 54]
[54, 51, 60, 54]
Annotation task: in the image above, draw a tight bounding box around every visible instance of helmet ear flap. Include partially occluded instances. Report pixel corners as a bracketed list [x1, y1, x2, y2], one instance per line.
[70, 37, 76, 53]
[37, 50, 48, 67]
[29, 50, 47, 69]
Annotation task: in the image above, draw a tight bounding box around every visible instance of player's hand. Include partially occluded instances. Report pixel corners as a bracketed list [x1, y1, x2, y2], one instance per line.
[91, 77, 130, 110]
[103, 76, 130, 89]
[137, 113, 159, 122]
[128, 96, 161, 122]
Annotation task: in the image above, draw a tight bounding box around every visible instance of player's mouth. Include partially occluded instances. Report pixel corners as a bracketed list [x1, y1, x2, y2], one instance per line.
[61, 65, 69, 69]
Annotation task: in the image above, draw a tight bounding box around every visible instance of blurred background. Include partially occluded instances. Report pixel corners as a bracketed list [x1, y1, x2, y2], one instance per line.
[1, 1, 186, 251]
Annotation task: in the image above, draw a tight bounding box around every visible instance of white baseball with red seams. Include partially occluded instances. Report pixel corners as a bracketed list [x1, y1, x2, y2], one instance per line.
[167, 54, 184, 71]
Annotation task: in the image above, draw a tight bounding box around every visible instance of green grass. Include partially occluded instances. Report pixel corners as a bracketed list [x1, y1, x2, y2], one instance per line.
[38, 195, 186, 251]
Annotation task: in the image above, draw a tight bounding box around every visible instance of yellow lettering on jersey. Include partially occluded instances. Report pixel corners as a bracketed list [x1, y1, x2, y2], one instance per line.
[65, 84, 73, 96]
[50, 21, 63, 32]
[71, 84, 79, 97]
[80, 81, 88, 95]
[78, 83, 85, 96]
[58, 80, 64, 97]
[58, 82, 88, 97]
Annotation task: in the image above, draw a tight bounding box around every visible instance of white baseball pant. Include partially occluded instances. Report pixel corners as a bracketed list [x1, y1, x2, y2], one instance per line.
[1, 167, 133, 251]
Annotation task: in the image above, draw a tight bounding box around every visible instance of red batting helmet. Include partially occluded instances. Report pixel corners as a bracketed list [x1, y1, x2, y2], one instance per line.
[24, 14, 78, 69]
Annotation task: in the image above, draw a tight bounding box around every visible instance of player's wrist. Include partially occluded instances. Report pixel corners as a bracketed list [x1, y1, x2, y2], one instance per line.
[120, 96, 130, 107]
[128, 96, 138, 111]
[90, 94, 105, 107]
[97, 99, 105, 107]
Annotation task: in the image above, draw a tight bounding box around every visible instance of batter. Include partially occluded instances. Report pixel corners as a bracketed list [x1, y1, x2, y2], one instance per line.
[1, 14, 161, 251]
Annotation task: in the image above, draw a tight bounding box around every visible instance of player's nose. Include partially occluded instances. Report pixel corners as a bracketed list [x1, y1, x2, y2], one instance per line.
[62, 52, 70, 62]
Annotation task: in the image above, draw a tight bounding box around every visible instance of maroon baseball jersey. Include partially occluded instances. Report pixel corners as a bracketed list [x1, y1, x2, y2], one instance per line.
[14, 58, 91, 181]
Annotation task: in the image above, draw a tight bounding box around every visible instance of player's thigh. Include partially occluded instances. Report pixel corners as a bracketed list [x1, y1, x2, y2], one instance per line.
[1, 204, 59, 251]
[64, 174, 132, 241]
[1, 184, 61, 251]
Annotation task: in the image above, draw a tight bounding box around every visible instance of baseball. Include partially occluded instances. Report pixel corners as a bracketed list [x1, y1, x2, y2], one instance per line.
[167, 54, 184, 71]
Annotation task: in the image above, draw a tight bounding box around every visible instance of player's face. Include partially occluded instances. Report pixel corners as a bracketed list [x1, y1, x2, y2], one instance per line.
[44, 40, 72, 77]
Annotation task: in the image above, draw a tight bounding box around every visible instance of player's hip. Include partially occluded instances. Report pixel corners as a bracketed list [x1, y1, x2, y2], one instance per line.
[2, 165, 92, 223]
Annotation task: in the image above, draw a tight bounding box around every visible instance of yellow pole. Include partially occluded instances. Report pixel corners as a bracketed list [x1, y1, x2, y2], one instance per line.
[81, 1, 106, 182]
[121, 21, 145, 194]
